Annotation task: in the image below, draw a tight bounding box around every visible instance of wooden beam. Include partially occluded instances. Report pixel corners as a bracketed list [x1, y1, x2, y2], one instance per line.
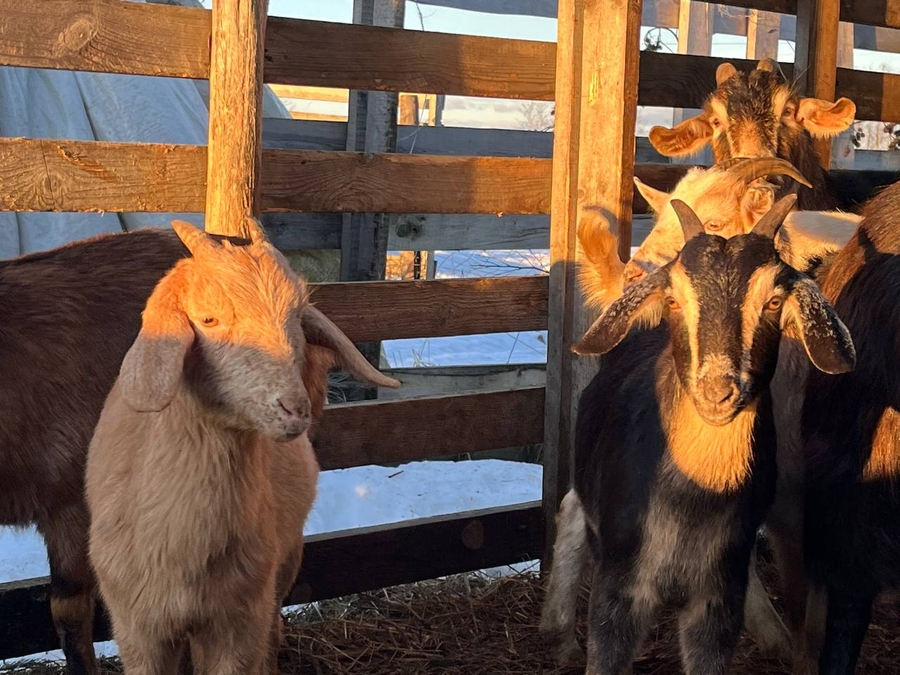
[269, 84, 350, 103]
[0, 139, 551, 215]
[542, 0, 643, 567]
[311, 276, 548, 343]
[204, 0, 267, 235]
[841, 0, 900, 29]
[0, 503, 542, 661]
[746, 9, 781, 60]
[673, 0, 715, 165]
[795, 0, 841, 169]
[339, 0, 404, 386]
[264, 18, 555, 100]
[316, 387, 545, 470]
[377, 364, 547, 401]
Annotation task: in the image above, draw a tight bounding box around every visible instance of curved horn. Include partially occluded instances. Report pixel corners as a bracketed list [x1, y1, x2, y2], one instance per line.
[716, 62, 738, 86]
[757, 58, 786, 80]
[723, 157, 813, 189]
[244, 216, 269, 246]
[752, 194, 798, 239]
[670, 199, 705, 242]
[171, 220, 220, 257]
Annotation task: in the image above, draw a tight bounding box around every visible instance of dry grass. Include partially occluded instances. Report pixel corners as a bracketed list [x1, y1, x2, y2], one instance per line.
[4, 563, 900, 675]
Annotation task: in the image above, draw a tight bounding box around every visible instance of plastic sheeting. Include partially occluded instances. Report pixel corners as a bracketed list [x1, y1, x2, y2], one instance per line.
[0, 0, 317, 260]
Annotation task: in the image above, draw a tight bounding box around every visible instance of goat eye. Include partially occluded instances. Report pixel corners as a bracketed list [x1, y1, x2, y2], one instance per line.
[782, 106, 795, 118]
[200, 317, 219, 327]
[705, 220, 723, 232]
[666, 297, 681, 311]
[765, 297, 783, 312]
[710, 117, 721, 128]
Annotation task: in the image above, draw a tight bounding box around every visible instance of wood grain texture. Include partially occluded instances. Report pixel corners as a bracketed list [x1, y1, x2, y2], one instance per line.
[0, 0, 209, 77]
[841, 0, 900, 29]
[315, 387, 545, 470]
[0, 504, 541, 660]
[795, 0, 840, 168]
[265, 17, 555, 100]
[204, 0, 267, 234]
[262, 151, 551, 214]
[0, 139, 551, 215]
[378, 364, 547, 400]
[311, 276, 548, 343]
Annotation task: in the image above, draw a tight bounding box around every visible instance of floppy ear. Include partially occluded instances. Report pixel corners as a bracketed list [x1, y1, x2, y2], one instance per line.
[302, 305, 401, 388]
[782, 277, 856, 374]
[634, 177, 669, 214]
[796, 97, 856, 137]
[574, 269, 668, 356]
[119, 283, 195, 412]
[649, 115, 713, 157]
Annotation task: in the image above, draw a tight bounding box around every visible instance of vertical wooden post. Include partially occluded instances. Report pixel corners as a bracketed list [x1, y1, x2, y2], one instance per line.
[795, 0, 840, 169]
[542, 0, 642, 565]
[672, 0, 714, 166]
[341, 0, 404, 383]
[204, 0, 268, 237]
[746, 9, 781, 60]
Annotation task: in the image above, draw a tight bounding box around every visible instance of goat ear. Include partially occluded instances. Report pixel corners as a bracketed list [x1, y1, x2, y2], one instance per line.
[171, 220, 221, 258]
[797, 97, 856, 137]
[648, 115, 713, 157]
[119, 285, 194, 412]
[302, 306, 401, 389]
[783, 277, 855, 374]
[634, 177, 669, 214]
[574, 269, 667, 356]
[716, 62, 737, 85]
[740, 185, 776, 232]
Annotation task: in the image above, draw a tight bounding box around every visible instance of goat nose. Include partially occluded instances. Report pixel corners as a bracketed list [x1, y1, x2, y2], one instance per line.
[700, 377, 739, 405]
[277, 397, 310, 419]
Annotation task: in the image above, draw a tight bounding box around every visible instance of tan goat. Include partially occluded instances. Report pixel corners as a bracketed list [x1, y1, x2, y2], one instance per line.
[86, 219, 399, 675]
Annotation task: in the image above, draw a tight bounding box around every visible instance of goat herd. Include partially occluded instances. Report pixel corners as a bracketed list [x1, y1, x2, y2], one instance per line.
[0, 57, 895, 675]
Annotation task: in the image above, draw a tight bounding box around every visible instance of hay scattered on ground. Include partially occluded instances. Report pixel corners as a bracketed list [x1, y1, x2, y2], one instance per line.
[5, 564, 900, 674]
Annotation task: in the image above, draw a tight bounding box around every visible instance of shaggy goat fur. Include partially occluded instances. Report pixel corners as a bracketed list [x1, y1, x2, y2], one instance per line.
[0, 229, 190, 674]
[85, 219, 399, 675]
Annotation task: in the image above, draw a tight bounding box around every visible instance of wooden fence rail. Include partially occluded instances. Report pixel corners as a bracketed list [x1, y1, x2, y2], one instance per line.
[0, 502, 542, 661]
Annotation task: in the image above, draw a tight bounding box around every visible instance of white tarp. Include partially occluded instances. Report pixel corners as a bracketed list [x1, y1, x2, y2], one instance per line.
[0, 0, 294, 259]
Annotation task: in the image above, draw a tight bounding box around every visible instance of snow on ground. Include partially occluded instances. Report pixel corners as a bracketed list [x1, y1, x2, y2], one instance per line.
[0, 460, 542, 666]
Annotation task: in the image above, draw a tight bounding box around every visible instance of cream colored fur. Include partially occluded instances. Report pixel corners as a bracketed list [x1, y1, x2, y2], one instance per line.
[86, 219, 399, 675]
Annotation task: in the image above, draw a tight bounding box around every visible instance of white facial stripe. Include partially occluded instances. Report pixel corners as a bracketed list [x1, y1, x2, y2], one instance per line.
[772, 86, 791, 118]
[740, 263, 782, 369]
[669, 263, 702, 384]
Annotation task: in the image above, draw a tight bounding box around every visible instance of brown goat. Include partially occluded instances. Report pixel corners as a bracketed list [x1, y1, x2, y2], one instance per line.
[86, 219, 399, 675]
[0, 229, 190, 674]
[649, 59, 856, 211]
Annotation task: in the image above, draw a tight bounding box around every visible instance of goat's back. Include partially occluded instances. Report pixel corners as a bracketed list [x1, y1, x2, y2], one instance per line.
[0, 229, 187, 524]
[803, 182, 900, 594]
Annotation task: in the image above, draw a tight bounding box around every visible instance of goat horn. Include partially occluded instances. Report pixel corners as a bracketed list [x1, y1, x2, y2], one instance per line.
[669, 199, 706, 243]
[244, 216, 269, 246]
[171, 219, 220, 257]
[716, 62, 738, 86]
[722, 157, 813, 189]
[751, 194, 798, 239]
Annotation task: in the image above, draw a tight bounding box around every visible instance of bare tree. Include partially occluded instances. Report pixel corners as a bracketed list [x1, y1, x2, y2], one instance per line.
[519, 101, 554, 132]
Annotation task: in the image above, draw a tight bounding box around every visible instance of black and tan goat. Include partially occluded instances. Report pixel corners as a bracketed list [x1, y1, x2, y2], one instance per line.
[568, 197, 855, 675]
[800, 181, 900, 675]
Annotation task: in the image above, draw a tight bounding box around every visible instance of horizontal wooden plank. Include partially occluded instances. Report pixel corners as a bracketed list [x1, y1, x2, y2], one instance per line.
[378, 364, 547, 400]
[264, 18, 555, 100]
[269, 84, 350, 103]
[311, 276, 548, 342]
[0, 0, 209, 77]
[290, 502, 542, 604]
[841, 0, 900, 29]
[0, 139, 551, 215]
[0, 503, 542, 661]
[639, 51, 900, 123]
[263, 151, 551, 214]
[316, 387, 545, 470]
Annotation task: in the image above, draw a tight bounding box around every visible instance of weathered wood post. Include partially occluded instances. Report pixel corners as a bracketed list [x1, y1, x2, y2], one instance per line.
[542, 0, 642, 564]
[795, 0, 840, 170]
[204, 0, 269, 237]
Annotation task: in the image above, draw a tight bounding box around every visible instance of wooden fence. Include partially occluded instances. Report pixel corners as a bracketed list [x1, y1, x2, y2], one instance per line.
[0, 0, 899, 660]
